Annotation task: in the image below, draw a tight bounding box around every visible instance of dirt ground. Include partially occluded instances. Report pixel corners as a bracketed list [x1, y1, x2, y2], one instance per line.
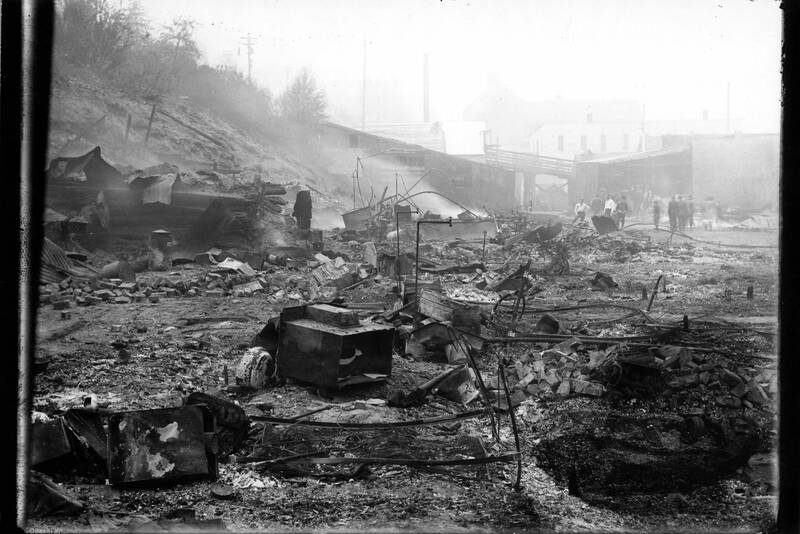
[26, 223, 779, 532]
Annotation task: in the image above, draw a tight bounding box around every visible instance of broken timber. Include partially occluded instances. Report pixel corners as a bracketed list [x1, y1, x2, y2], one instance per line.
[156, 108, 228, 149]
[279, 453, 520, 467]
[250, 408, 487, 429]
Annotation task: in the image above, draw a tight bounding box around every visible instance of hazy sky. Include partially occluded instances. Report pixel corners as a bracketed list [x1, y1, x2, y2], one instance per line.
[137, 0, 782, 132]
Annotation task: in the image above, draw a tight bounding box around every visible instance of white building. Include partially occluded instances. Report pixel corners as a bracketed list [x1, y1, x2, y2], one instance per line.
[530, 115, 742, 159]
[530, 122, 646, 158]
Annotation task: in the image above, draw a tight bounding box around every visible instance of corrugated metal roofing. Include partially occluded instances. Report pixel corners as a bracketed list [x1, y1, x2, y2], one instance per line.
[141, 174, 177, 205]
[44, 208, 68, 223]
[39, 239, 99, 284]
[40, 264, 67, 285]
[41, 237, 75, 274]
[128, 174, 178, 205]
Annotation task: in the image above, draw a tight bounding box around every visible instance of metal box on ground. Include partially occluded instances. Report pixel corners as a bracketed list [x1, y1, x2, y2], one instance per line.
[418, 219, 498, 241]
[277, 304, 394, 389]
[107, 405, 217, 486]
[342, 206, 374, 231]
[31, 418, 73, 468]
[402, 276, 442, 305]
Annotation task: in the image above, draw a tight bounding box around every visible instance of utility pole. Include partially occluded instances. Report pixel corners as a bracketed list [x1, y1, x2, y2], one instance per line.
[362, 37, 367, 130]
[423, 53, 430, 122]
[640, 103, 646, 151]
[240, 33, 256, 83]
[726, 82, 731, 133]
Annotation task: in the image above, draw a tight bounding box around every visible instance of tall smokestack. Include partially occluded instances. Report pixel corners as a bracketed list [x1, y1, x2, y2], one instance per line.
[362, 37, 367, 130]
[423, 53, 430, 123]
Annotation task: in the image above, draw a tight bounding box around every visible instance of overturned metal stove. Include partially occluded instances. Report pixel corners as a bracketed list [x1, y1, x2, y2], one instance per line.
[107, 405, 218, 486]
[254, 304, 394, 390]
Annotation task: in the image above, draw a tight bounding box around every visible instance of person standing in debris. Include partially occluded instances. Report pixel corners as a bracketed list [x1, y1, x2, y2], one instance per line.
[616, 195, 629, 229]
[677, 195, 689, 232]
[652, 199, 662, 230]
[603, 194, 616, 217]
[292, 189, 313, 233]
[590, 194, 604, 216]
[572, 198, 591, 224]
[686, 195, 695, 231]
[643, 189, 653, 213]
[667, 195, 679, 232]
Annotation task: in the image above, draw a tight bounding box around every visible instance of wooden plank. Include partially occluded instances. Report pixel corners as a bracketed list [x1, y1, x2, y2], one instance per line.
[144, 105, 157, 145]
[251, 409, 486, 429]
[418, 288, 456, 322]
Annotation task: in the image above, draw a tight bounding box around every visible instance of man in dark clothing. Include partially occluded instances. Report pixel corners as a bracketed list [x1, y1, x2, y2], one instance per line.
[677, 196, 689, 232]
[653, 200, 662, 230]
[292, 190, 312, 232]
[667, 196, 679, 232]
[616, 195, 629, 229]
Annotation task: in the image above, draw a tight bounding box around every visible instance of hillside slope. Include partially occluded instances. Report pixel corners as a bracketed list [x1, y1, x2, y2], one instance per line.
[47, 69, 345, 208]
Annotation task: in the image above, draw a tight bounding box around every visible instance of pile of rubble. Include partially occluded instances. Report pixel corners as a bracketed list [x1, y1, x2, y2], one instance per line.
[39, 263, 265, 309]
[39, 238, 386, 313]
[480, 338, 776, 411]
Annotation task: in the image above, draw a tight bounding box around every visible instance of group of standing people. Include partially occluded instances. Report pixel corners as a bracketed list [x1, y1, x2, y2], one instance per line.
[575, 189, 696, 234]
[651, 194, 694, 232]
[574, 192, 629, 230]
[665, 194, 694, 232]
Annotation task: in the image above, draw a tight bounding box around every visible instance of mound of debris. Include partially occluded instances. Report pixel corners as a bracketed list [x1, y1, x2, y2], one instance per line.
[534, 405, 761, 496]
[481, 340, 776, 410]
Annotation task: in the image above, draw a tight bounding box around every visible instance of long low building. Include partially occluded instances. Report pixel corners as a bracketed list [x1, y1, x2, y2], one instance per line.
[569, 133, 778, 210]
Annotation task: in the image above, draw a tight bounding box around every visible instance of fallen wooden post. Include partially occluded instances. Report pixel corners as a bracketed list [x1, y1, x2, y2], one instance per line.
[282, 453, 520, 467]
[144, 104, 156, 144]
[156, 108, 228, 149]
[450, 328, 499, 443]
[250, 409, 487, 429]
[499, 362, 522, 491]
[646, 274, 663, 312]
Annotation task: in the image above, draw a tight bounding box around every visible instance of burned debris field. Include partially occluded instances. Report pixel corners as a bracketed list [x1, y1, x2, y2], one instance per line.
[20, 1, 782, 532]
[28, 211, 779, 531]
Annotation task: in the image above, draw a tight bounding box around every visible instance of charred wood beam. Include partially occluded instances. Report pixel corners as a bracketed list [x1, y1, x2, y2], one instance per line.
[281, 453, 520, 467]
[250, 409, 486, 429]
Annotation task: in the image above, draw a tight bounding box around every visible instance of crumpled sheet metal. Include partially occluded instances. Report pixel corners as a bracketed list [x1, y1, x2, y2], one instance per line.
[107, 405, 218, 486]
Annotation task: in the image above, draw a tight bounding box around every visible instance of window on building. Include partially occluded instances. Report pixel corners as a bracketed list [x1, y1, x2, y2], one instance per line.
[623, 134, 629, 150]
[600, 134, 607, 153]
[580, 135, 587, 151]
[557, 135, 564, 151]
[349, 134, 359, 148]
[587, 113, 593, 123]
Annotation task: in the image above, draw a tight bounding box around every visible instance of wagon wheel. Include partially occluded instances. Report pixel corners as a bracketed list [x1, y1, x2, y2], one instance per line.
[491, 291, 527, 332]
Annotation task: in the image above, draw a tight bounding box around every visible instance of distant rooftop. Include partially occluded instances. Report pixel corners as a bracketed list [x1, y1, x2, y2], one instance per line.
[329, 121, 487, 156]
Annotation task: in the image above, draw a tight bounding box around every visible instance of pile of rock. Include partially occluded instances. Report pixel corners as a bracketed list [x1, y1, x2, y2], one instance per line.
[484, 339, 607, 406]
[40, 268, 275, 308]
[659, 349, 776, 410]
[480, 338, 776, 411]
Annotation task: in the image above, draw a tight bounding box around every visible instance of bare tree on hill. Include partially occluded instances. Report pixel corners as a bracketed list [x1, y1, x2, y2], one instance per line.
[278, 69, 327, 126]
